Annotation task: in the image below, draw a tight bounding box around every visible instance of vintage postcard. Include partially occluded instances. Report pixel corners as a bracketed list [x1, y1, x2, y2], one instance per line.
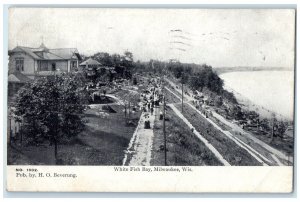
[6, 7, 295, 192]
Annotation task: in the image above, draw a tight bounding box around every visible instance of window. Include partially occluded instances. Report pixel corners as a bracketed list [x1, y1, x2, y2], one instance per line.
[37, 61, 48, 71]
[37, 61, 41, 71]
[51, 63, 56, 71]
[15, 58, 24, 71]
[71, 60, 77, 70]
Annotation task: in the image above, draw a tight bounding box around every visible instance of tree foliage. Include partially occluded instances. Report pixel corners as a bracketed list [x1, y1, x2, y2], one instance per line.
[90, 51, 134, 80]
[14, 74, 87, 161]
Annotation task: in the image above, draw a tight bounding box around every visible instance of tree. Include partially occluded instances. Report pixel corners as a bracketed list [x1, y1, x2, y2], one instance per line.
[276, 121, 287, 138]
[229, 105, 243, 120]
[14, 74, 87, 164]
[92, 52, 113, 67]
[214, 96, 223, 107]
[173, 64, 184, 78]
[121, 51, 134, 79]
[111, 54, 122, 67]
[261, 118, 271, 131]
[123, 51, 133, 65]
[222, 90, 238, 104]
[188, 74, 201, 90]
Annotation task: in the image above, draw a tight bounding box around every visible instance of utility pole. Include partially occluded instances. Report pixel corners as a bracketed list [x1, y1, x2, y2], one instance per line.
[163, 95, 167, 166]
[9, 115, 12, 146]
[271, 120, 274, 141]
[161, 73, 167, 166]
[271, 113, 275, 142]
[124, 103, 127, 118]
[128, 101, 131, 118]
[181, 73, 184, 113]
[19, 122, 22, 146]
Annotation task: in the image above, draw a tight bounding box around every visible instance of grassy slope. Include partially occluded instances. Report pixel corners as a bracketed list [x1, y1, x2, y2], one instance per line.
[164, 88, 181, 104]
[151, 91, 222, 166]
[178, 103, 261, 166]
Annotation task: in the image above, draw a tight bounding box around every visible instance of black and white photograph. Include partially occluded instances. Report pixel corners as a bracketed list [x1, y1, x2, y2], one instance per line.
[4, 6, 296, 193]
[6, 8, 295, 167]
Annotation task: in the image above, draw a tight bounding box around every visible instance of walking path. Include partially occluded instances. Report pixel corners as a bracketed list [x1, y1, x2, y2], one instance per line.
[165, 86, 182, 101]
[122, 107, 157, 166]
[169, 104, 230, 166]
[271, 154, 285, 166]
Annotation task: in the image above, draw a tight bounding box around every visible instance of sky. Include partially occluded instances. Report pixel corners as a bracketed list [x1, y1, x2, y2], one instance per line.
[8, 8, 295, 68]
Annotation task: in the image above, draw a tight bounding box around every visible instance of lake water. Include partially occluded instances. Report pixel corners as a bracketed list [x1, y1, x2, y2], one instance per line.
[220, 71, 294, 121]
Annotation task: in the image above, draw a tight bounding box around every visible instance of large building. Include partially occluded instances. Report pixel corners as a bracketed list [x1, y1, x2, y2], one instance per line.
[8, 43, 82, 101]
[8, 43, 82, 78]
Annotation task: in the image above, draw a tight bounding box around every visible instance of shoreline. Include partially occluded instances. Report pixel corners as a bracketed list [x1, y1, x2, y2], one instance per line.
[225, 86, 291, 122]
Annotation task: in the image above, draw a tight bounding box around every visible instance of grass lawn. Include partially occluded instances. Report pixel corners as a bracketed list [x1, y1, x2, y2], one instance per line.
[151, 105, 222, 166]
[78, 105, 141, 165]
[8, 90, 142, 165]
[177, 103, 261, 166]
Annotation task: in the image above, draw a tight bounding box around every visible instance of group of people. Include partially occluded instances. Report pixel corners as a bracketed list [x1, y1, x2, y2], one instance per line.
[140, 87, 160, 115]
[137, 78, 165, 129]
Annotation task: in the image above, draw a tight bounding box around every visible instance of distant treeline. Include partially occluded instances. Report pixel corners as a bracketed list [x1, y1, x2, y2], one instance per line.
[133, 60, 238, 104]
[214, 66, 292, 74]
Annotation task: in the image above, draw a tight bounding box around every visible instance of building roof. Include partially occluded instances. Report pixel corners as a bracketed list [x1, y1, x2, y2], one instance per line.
[49, 48, 80, 60]
[9, 43, 81, 61]
[10, 46, 41, 59]
[80, 58, 102, 66]
[8, 71, 32, 83]
[42, 52, 65, 60]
